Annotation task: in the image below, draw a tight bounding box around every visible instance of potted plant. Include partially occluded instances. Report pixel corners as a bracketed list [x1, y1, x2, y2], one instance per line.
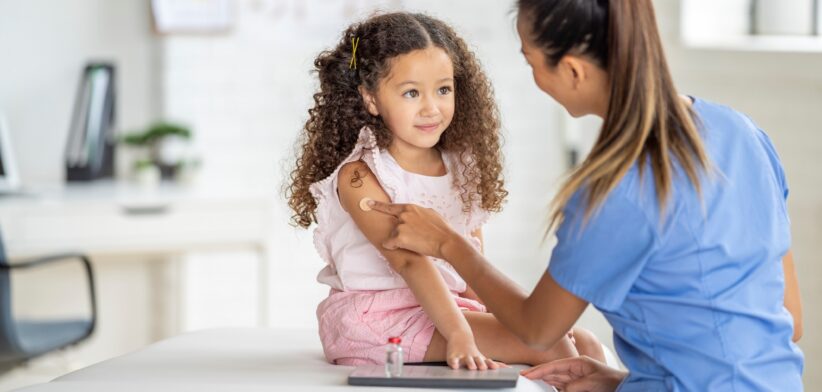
[121, 122, 193, 183]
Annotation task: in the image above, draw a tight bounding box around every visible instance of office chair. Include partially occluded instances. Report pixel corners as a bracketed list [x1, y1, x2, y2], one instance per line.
[0, 231, 96, 372]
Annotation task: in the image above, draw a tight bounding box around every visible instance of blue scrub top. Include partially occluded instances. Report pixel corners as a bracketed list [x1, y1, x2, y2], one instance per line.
[548, 97, 804, 391]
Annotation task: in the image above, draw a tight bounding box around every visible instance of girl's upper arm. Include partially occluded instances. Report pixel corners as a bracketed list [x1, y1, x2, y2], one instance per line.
[471, 228, 483, 253]
[337, 161, 423, 272]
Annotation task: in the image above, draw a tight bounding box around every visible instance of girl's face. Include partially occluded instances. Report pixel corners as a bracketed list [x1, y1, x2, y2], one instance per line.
[360, 46, 455, 151]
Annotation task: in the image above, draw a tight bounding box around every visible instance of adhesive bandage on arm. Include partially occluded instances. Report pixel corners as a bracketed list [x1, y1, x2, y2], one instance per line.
[359, 197, 373, 212]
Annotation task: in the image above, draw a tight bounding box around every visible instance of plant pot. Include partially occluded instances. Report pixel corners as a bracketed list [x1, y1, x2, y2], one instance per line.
[135, 164, 161, 189]
[157, 163, 179, 180]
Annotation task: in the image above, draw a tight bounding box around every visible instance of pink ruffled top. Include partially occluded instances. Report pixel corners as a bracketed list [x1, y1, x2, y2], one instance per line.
[309, 127, 490, 293]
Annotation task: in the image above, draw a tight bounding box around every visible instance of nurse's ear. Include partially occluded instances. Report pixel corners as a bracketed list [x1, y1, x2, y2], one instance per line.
[358, 85, 379, 116]
[554, 54, 610, 118]
[557, 55, 591, 91]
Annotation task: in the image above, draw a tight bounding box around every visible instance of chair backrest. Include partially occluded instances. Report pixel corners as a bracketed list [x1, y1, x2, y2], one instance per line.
[0, 229, 24, 363]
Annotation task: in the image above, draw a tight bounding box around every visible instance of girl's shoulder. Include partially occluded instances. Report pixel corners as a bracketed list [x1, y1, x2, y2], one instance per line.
[309, 127, 402, 206]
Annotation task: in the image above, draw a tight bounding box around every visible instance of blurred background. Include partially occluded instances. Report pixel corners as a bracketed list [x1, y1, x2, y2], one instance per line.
[0, 0, 819, 390]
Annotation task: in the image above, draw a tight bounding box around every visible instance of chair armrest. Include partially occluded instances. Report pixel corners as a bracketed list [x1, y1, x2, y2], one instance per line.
[1, 253, 97, 334]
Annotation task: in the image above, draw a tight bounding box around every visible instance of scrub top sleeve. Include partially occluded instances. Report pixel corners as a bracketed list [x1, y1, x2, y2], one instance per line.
[744, 115, 789, 200]
[548, 192, 659, 312]
[758, 129, 789, 201]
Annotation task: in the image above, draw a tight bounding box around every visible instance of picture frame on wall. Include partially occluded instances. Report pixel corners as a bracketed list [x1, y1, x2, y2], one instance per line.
[150, 0, 235, 34]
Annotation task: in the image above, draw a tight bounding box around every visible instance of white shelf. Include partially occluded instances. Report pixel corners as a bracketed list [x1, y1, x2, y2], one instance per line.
[680, 0, 822, 54]
[683, 34, 822, 53]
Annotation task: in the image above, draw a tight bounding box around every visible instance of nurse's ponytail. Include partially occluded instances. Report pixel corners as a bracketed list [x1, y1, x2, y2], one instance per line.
[518, 0, 710, 227]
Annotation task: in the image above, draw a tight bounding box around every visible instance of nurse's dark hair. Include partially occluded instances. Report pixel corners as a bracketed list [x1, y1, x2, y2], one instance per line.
[517, 0, 710, 228]
[286, 12, 506, 228]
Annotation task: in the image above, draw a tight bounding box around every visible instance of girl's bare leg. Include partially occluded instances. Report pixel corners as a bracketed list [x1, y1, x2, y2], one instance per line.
[423, 311, 578, 365]
[570, 327, 606, 363]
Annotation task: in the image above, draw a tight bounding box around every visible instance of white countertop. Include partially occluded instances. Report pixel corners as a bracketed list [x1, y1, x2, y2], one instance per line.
[14, 328, 555, 392]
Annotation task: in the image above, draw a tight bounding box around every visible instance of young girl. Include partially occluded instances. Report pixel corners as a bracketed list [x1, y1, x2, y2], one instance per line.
[287, 12, 604, 369]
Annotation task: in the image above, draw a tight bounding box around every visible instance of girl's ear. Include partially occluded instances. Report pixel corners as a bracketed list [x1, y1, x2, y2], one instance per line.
[358, 85, 379, 116]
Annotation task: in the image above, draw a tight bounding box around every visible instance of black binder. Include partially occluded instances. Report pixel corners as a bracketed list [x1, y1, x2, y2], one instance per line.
[65, 63, 116, 182]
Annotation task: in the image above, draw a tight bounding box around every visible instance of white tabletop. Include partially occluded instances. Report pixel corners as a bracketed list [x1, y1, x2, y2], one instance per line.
[14, 328, 555, 392]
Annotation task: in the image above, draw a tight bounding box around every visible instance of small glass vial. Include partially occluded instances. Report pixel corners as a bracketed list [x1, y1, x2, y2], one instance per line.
[385, 336, 403, 377]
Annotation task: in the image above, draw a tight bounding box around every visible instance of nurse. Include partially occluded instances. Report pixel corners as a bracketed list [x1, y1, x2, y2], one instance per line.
[367, 0, 804, 390]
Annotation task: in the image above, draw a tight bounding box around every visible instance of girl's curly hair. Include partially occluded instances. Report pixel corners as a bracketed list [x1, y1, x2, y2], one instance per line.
[287, 12, 507, 228]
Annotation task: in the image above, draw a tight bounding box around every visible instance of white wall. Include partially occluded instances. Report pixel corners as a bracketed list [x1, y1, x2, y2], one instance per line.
[157, 0, 595, 330]
[0, 0, 610, 355]
[0, 1, 163, 389]
[4, 0, 817, 389]
[158, 0, 617, 357]
[0, 0, 162, 185]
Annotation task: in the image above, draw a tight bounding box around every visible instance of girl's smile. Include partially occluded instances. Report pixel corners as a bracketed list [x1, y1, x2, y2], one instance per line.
[415, 122, 441, 133]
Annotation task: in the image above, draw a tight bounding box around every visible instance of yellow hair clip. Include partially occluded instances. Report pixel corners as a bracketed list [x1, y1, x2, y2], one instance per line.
[349, 37, 360, 70]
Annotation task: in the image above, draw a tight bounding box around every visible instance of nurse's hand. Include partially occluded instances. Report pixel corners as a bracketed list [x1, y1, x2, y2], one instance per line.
[520, 356, 626, 392]
[367, 200, 464, 259]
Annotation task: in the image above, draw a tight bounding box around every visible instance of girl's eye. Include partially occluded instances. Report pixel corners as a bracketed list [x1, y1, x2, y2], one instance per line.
[403, 89, 419, 98]
[438, 86, 453, 95]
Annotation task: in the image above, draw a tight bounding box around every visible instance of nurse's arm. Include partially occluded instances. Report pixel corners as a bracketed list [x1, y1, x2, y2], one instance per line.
[367, 199, 586, 349]
[783, 250, 803, 342]
[440, 236, 588, 350]
[460, 228, 484, 304]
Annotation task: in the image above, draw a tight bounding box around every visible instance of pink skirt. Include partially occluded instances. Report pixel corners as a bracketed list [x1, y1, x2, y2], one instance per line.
[317, 288, 486, 366]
